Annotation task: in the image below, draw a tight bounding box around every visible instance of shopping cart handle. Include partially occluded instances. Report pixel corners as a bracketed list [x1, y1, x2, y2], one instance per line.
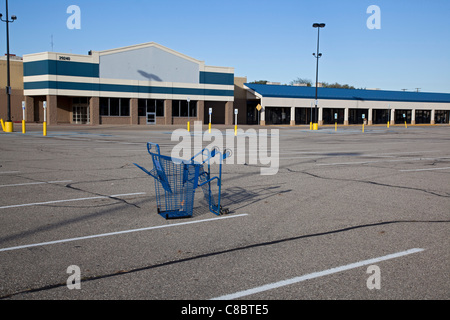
[133, 163, 157, 179]
[191, 148, 209, 162]
[198, 176, 220, 187]
[147, 142, 160, 155]
[211, 146, 222, 158]
[223, 148, 233, 160]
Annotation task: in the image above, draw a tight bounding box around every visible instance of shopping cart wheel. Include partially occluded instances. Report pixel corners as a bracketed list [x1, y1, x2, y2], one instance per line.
[219, 205, 229, 215]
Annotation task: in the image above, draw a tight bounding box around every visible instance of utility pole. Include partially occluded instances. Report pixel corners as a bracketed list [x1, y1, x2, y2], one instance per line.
[0, 0, 17, 132]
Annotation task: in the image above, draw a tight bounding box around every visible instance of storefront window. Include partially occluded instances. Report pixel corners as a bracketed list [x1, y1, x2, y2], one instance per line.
[100, 98, 130, 116]
[172, 100, 197, 117]
[138, 99, 165, 117]
[265, 107, 290, 125]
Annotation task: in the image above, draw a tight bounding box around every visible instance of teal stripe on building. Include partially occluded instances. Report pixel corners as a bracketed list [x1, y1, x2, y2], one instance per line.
[24, 60, 100, 78]
[200, 71, 234, 85]
[24, 80, 234, 97]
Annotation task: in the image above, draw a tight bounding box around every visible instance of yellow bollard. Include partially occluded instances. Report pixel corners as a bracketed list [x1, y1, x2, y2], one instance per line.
[22, 102, 26, 134]
[0, 118, 4, 131]
[187, 121, 190, 132]
[208, 122, 211, 133]
[43, 121, 47, 136]
[234, 124, 237, 136]
[312, 123, 318, 130]
[335, 122, 337, 131]
[310, 122, 313, 130]
[362, 123, 365, 133]
[404, 121, 407, 128]
[387, 121, 389, 128]
[5, 121, 13, 133]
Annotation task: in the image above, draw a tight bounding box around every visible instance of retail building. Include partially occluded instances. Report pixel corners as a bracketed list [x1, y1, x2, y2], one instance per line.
[6, 42, 450, 127]
[22, 42, 235, 126]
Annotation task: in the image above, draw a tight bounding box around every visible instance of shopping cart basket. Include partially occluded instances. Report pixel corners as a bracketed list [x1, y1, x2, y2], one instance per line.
[133, 142, 231, 219]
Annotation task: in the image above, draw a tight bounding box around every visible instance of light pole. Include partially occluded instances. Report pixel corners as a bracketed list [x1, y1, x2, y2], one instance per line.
[312, 23, 325, 131]
[0, 0, 17, 133]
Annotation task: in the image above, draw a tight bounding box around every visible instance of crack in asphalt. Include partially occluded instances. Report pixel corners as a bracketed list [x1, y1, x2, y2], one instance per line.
[64, 183, 141, 209]
[1, 219, 448, 299]
[290, 169, 450, 198]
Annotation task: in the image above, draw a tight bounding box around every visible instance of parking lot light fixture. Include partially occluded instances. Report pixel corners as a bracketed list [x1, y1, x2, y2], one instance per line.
[312, 23, 325, 131]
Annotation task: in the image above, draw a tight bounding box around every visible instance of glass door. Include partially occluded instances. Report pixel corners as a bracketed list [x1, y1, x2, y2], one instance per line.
[146, 101, 156, 125]
[146, 112, 156, 125]
[72, 98, 90, 124]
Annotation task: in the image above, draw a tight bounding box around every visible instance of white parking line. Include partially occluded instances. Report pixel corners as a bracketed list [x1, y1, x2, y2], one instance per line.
[211, 248, 425, 300]
[0, 192, 146, 210]
[0, 214, 248, 253]
[400, 167, 450, 172]
[0, 171, 20, 175]
[0, 180, 73, 188]
[316, 159, 422, 166]
[316, 157, 448, 166]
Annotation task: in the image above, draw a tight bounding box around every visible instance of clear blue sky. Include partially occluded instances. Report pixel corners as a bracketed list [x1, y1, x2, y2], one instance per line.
[3, 0, 450, 93]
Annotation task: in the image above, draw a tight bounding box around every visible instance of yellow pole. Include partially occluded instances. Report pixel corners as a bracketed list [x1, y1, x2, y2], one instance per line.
[405, 121, 407, 128]
[310, 122, 312, 130]
[362, 123, 365, 133]
[187, 121, 190, 132]
[43, 101, 47, 136]
[208, 122, 211, 133]
[1, 118, 4, 132]
[234, 109, 238, 135]
[387, 121, 389, 128]
[22, 102, 26, 134]
[335, 122, 337, 131]
[4, 121, 13, 133]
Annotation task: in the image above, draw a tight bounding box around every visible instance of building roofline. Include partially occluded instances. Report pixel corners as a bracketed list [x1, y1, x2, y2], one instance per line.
[244, 83, 450, 103]
[93, 42, 205, 66]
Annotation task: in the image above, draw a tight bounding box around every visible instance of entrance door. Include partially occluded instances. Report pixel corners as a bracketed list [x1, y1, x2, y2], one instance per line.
[146, 112, 156, 125]
[73, 106, 90, 124]
[72, 98, 90, 124]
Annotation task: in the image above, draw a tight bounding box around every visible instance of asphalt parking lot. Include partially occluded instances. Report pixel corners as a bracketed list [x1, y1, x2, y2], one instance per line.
[0, 123, 449, 305]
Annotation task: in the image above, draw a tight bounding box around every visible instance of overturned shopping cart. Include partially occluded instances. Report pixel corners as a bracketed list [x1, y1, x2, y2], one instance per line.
[134, 142, 231, 219]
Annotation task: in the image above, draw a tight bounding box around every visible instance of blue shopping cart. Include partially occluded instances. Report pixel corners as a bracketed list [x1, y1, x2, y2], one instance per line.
[134, 142, 231, 219]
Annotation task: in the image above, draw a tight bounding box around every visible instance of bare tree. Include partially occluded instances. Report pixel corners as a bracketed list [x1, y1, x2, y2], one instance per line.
[290, 78, 312, 86]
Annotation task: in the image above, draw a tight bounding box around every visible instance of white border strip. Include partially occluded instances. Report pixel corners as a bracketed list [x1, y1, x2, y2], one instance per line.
[0, 214, 248, 253]
[0, 192, 146, 210]
[211, 248, 425, 300]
